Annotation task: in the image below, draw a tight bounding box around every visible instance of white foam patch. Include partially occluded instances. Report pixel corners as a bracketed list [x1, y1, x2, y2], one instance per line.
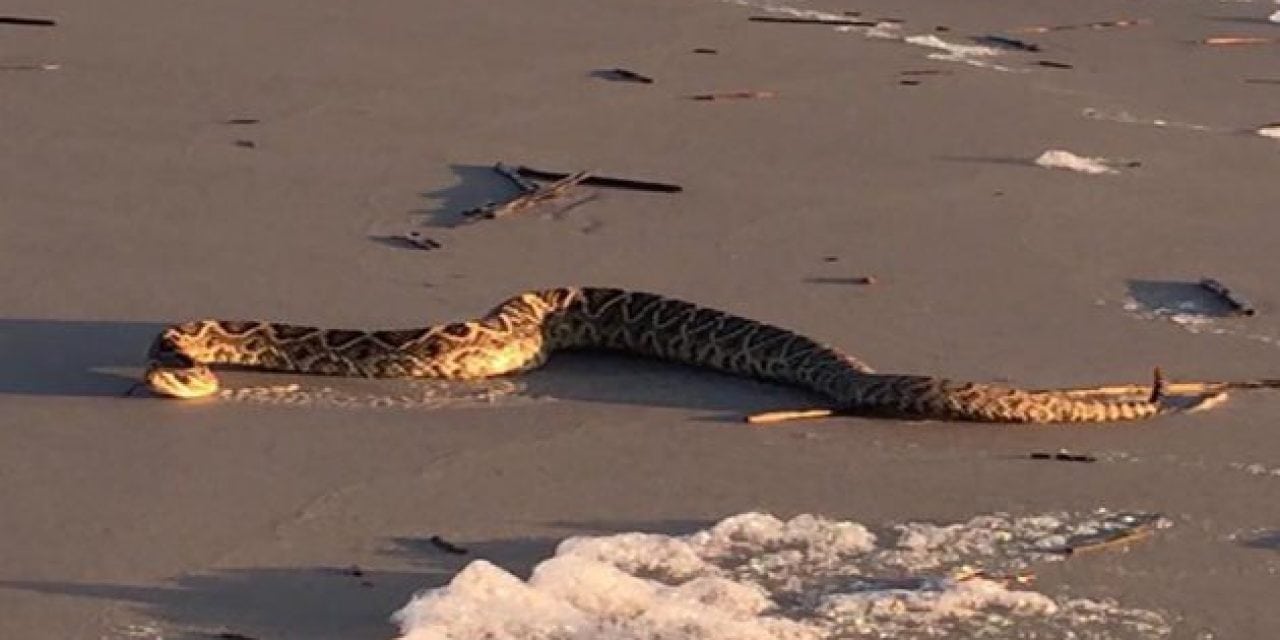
[1034, 149, 1120, 175]
[393, 511, 1172, 640]
[1228, 461, 1280, 477]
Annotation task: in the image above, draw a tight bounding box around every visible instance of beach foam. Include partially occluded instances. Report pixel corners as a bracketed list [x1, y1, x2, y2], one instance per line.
[393, 511, 1171, 640]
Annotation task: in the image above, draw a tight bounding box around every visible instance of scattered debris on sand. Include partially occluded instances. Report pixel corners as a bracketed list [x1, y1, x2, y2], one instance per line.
[1012, 19, 1149, 34]
[599, 68, 654, 84]
[690, 90, 777, 101]
[1030, 451, 1098, 464]
[430, 535, 469, 555]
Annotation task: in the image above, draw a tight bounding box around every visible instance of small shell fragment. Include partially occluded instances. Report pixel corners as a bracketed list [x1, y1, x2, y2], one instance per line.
[1256, 123, 1280, 139]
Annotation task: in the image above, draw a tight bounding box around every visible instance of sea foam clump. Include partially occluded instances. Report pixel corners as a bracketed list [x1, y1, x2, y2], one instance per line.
[393, 511, 1171, 639]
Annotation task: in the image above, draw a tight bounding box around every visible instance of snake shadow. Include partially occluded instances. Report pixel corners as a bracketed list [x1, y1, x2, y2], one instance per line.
[0, 318, 162, 397]
[513, 351, 824, 419]
[0, 317, 820, 416]
[0, 519, 706, 640]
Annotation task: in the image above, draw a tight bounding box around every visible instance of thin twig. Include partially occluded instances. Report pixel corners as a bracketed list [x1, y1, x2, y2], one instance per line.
[690, 90, 777, 101]
[1012, 19, 1149, 34]
[607, 68, 654, 84]
[1204, 36, 1276, 45]
[1052, 523, 1157, 555]
[748, 16, 878, 27]
[747, 408, 836, 424]
[515, 165, 682, 193]
[0, 16, 57, 26]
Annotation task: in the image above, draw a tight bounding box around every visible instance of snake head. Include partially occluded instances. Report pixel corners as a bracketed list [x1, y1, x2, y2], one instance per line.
[145, 364, 219, 399]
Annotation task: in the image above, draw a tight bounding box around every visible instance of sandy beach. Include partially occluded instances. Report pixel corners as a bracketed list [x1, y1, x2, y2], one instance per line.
[3, 0, 1280, 638]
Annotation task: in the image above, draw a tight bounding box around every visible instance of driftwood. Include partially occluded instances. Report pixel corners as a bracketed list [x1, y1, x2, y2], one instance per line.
[975, 35, 1041, 52]
[1048, 519, 1161, 555]
[690, 90, 777, 101]
[748, 16, 877, 27]
[607, 68, 654, 84]
[0, 16, 56, 26]
[429, 535, 469, 555]
[1203, 36, 1275, 45]
[1013, 19, 1148, 34]
[515, 165, 682, 193]
[1029, 451, 1097, 463]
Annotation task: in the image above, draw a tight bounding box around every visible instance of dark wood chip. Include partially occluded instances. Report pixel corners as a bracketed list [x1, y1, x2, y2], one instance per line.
[748, 15, 877, 27]
[976, 35, 1041, 52]
[430, 535, 469, 555]
[805, 276, 876, 285]
[1029, 451, 1097, 463]
[515, 166, 682, 193]
[0, 16, 57, 26]
[607, 68, 654, 84]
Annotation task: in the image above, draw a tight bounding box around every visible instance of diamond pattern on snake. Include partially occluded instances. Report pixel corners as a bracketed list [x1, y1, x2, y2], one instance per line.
[143, 287, 1228, 423]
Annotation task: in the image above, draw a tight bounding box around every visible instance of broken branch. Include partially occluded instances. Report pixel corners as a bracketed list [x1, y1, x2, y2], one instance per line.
[515, 165, 682, 193]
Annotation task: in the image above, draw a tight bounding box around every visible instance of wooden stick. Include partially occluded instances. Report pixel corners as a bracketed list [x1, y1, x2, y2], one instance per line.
[0, 16, 57, 26]
[805, 276, 877, 285]
[1013, 19, 1149, 34]
[748, 16, 878, 27]
[515, 165, 683, 193]
[690, 90, 777, 101]
[1053, 523, 1157, 555]
[1204, 36, 1276, 46]
[0, 62, 60, 70]
[975, 35, 1041, 52]
[608, 68, 654, 84]
[747, 408, 835, 424]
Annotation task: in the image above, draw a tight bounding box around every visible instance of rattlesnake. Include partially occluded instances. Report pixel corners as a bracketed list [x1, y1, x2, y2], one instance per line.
[144, 287, 1224, 423]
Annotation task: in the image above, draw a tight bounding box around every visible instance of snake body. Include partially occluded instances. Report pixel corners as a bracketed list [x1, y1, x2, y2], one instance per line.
[145, 287, 1204, 422]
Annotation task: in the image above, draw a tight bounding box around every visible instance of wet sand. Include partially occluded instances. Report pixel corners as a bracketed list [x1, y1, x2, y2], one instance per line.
[2, 0, 1279, 638]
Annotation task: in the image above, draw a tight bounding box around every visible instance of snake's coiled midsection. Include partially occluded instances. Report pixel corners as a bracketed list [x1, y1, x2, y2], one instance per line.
[145, 287, 1199, 423]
